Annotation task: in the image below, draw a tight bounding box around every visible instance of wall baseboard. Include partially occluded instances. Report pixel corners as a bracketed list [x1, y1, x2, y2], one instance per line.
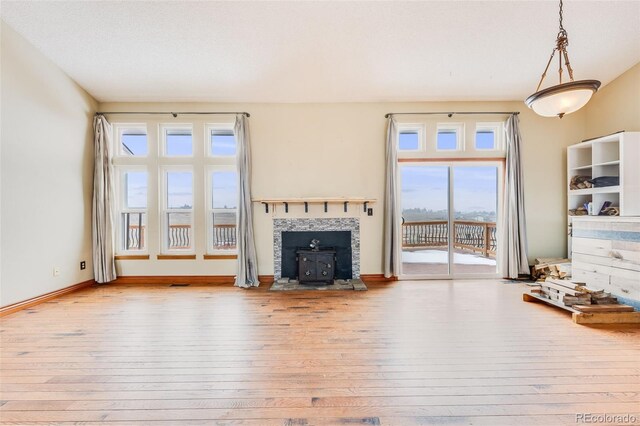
[111, 276, 236, 285]
[112, 275, 274, 286]
[258, 275, 275, 284]
[360, 274, 397, 283]
[0, 279, 95, 318]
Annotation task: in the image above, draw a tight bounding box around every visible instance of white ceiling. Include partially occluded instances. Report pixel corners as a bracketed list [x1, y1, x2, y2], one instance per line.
[2, 1, 639, 103]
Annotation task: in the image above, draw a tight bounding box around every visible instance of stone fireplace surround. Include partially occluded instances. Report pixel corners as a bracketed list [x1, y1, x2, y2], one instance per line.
[273, 218, 360, 280]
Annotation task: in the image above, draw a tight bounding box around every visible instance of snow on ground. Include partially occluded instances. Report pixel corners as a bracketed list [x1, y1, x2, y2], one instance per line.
[402, 249, 496, 266]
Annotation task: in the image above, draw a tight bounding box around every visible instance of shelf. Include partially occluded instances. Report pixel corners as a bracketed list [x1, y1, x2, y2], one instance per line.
[570, 160, 620, 172]
[593, 160, 620, 167]
[570, 165, 593, 171]
[253, 197, 376, 204]
[252, 197, 376, 213]
[569, 186, 620, 196]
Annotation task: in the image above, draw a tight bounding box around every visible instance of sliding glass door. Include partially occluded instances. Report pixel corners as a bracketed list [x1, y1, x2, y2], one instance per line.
[400, 165, 451, 276]
[452, 166, 499, 275]
[399, 162, 501, 279]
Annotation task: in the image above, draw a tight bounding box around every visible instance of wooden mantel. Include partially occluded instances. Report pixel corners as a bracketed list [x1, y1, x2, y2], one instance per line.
[252, 197, 376, 213]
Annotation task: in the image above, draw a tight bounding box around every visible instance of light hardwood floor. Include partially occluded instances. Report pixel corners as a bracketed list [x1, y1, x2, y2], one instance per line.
[1, 280, 639, 425]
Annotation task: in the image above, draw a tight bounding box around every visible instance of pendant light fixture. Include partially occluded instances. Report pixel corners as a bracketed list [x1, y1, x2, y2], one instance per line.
[525, 0, 600, 118]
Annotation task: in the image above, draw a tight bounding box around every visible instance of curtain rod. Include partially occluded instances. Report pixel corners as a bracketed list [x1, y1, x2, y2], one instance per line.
[385, 111, 519, 118]
[95, 111, 250, 118]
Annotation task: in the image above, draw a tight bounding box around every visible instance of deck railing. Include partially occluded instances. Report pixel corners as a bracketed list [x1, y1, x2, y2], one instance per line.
[127, 221, 494, 256]
[126, 225, 145, 250]
[126, 224, 237, 250]
[123, 212, 145, 250]
[402, 220, 497, 258]
[213, 224, 237, 249]
[168, 225, 191, 249]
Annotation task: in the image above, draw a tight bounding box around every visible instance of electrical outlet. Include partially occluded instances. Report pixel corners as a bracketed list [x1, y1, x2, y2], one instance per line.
[80, 261, 86, 270]
[53, 267, 60, 277]
[367, 208, 373, 216]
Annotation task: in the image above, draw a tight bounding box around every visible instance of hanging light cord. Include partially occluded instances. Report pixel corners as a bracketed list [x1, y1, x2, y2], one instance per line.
[534, 0, 575, 92]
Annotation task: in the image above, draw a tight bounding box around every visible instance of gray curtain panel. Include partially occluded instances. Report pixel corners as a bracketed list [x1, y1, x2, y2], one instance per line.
[92, 115, 117, 283]
[234, 114, 260, 288]
[500, 114, 530, 278]
[383, 117, 400, 278]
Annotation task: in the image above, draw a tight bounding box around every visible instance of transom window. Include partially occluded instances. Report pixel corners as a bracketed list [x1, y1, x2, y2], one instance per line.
[396, 120, 504, 156]
[475, 123, 503, 151]
[162, 126, 193, 156]
[476, 130, 494, 149]
[436, 123, 464, 151]
[117, 125, 147, 157]
[399, 132, 419, 150]
[210, 129, 237, 156]
[397, 124, 425, 152]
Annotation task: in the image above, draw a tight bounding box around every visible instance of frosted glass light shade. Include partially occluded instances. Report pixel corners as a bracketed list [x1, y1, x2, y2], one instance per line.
[525, 80, 601, 118]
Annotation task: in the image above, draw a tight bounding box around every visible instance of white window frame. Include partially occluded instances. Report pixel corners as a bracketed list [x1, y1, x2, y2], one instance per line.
[397, 124, 425, 152]
[161, 124, 194, 158]
[161, 166, 195, 254]
[207, 124, 236, 157]
[115, 166, 148, 254]
[205, 124, 238, 253]
[474, 122, 504, 151]
[436, 123, 465, 152]
[206, 165, 238, 254]
[114, 124, 148, 158]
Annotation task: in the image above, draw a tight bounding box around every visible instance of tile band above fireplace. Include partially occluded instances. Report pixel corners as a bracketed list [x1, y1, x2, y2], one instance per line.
[273, 218, 360, 280]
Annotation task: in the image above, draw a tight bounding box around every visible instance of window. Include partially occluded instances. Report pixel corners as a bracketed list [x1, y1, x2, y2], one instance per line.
[436, 123, 464, 151]
[208, 168, 238, 252]
[475, 130, 494, 150]
[162, 126, 193, 156]
[113, 124, 149, 254]
[397, 124, 425, 152]
[206, 125, 238, 253]
[210, 129, 236, 156]
[116, 125, 147, 157]
[112, 120, 238, 259]
[162, 169, 194, 252]
[475, 123, 503, 150]
[399, 132, 419, 150]
[117, 169, 148, 252]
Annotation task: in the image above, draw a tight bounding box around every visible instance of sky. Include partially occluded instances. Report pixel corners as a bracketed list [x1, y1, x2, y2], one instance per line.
[400, 165, 497, 214]
[211, 171, 237, 209]
[124, 171, 147, 209]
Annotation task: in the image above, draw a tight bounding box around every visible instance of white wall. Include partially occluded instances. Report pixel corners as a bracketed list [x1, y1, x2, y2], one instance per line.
[99, 101, 586, 276]
[1, 22, 97, 306]
[583, 62, 640, 138]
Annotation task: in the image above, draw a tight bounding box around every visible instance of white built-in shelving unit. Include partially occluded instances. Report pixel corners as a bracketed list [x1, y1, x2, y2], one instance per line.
[567, 131, 640, 255]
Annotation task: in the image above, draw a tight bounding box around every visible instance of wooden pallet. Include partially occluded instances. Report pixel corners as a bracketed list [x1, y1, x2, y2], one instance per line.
[523, 292, 640, 325]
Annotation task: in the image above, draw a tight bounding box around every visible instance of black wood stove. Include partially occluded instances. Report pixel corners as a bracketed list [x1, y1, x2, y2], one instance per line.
[296, 239, 336, 284]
